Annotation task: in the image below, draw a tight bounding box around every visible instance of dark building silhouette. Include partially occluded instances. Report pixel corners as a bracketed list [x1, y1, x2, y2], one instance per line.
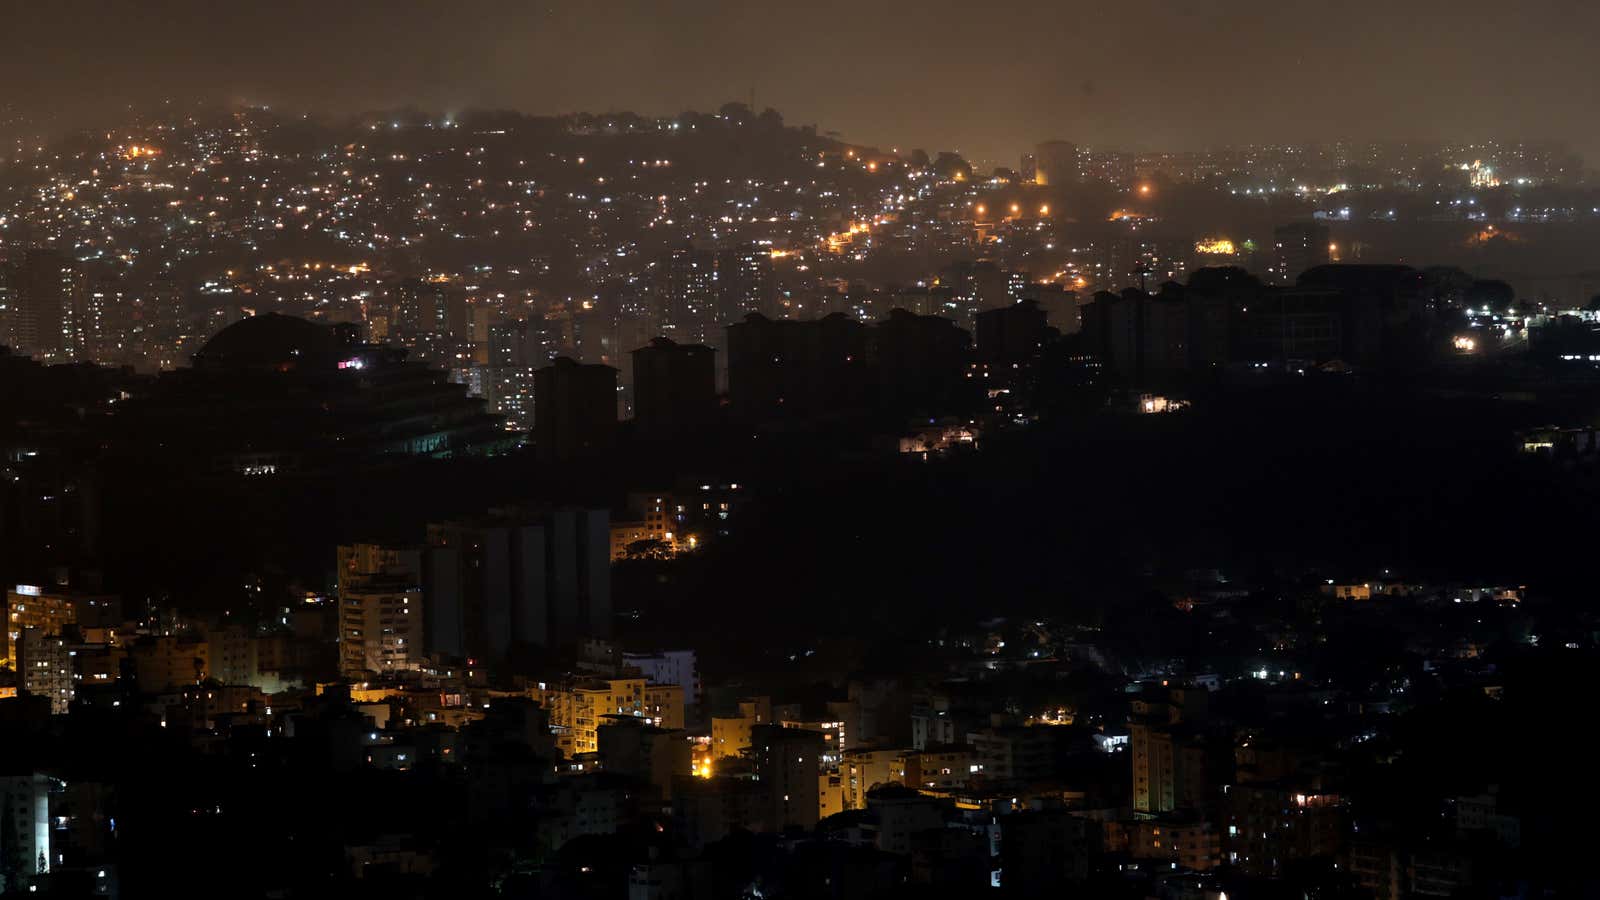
[533, 357, 617, 461]
[426, 507, 612, 658]
[1273, 222, 1332, 285]
[7, 249, 92, 362]
[726, 313, 868, 421]
[1080, 288, 1188, 381]
[976, 299, 1056, 365]
[999, 810, 1093, 896]
[751, 724, 824, 830]
[1033, 140, 1078, 187]
[632, 337, 716, 438]
[727, 310, 974, 423]
[121, 313, 509, 472]
[1296, 264, 1427, 365]
[872, 308, 972, 416]
[1233, 287, 1345, 363]
[1081, 265, 1431, 380]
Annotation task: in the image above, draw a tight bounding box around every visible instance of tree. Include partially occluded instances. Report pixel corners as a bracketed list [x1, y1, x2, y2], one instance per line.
[756, 107, 783, 131]
[625, 538, 672, 561]
[1466, 279, 1515, 312]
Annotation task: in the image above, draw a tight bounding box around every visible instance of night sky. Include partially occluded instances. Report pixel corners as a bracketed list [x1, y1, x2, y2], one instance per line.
[5, 0, 1597, 165]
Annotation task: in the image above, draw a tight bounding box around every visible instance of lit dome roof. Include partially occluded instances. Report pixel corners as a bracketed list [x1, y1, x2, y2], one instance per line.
[193, 314, 340, 370]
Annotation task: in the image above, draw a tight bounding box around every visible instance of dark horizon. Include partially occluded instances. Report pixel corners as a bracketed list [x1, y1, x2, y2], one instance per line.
[5, 0, 1598, 167]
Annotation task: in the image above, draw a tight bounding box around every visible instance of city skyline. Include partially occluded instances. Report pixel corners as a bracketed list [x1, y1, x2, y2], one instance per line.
[2, 7, 1597, 897]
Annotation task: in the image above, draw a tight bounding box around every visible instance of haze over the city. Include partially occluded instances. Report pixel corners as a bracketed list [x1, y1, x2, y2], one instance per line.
[5, 0, 1599, 165]
[5, 3, 1600, 897]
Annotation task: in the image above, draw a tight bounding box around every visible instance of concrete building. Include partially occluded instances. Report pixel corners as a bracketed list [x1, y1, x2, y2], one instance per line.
[866, 786, 945, 856]
[752, 724, 824, 830]
[901, 745, 977, 791]
[1129, 685, 1210, 814]
[631, 337, 715, 438]
[1272, 221, 1332, 285]
[426, 507, 612, 659]
[976, 299, 1055, 364]
[841, 748, 906, 810]
[1033, 140, 1079, 187]
[672, 777, 766, 849]
[336, 544, 425, 679]
[0, 773, 52, 892]
[539, 677, 685, 758]
[710, 696, 771, 760]
[622, 649, 700, 714]
[597, 716, 692, 800]
[967, 726, 1062, 783]
[1130, 816, 1221, 871]
[661, 245, 716, 345]
[999, 809, 1093, 896]
[129, 635, 210, 693]
[8, 249, 89, 362]
[3, 586, 77, 670]
[18, 628, 72, 714]
[533, 357, 617, 461]
[1223, 785, 1346, 875]
[716, 242, 775, 323]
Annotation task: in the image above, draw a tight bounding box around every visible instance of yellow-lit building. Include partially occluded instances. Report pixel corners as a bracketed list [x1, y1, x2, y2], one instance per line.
[4, 585, 77, 670]
[901, 745, 977, 791]
[1132, 818, 1220, 871]
[710, 696, 771, 759]
[691, 735, 715, 778]
[609, 491, 696, 560]
[819, 774, 845, 819]
[842, 748, 906, 810]
[537, 677, 684, 758]
[610, 520, 658, 560]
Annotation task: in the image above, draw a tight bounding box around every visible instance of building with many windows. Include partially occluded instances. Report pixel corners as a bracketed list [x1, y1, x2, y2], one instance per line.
[336, 544, 425, 679]
[3, 586, 77, 671]
[537, 677, 685, 758]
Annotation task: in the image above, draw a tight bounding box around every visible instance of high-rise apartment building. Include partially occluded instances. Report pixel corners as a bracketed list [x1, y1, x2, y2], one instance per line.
[537, 677, 685, 757]
[425, 507, 612, 659]
[1033, 140, 1079, 187]
[631, 337, 715, 437]
[3, 586, 77, 671]
[533, 357, 617, 461]
[336, 544, 425, 679]
[752, 724, 825, 830]
[1273, 222, 1332, 285]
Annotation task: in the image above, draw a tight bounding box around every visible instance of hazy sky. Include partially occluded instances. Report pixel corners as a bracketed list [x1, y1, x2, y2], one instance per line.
[5, 0, 1598, 166]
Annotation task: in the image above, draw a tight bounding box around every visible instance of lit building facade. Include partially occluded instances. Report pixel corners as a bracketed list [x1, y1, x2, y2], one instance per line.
[538, 677, 685, 758]
[336, 544, 425, 679]
[3, 586, 76, 671]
